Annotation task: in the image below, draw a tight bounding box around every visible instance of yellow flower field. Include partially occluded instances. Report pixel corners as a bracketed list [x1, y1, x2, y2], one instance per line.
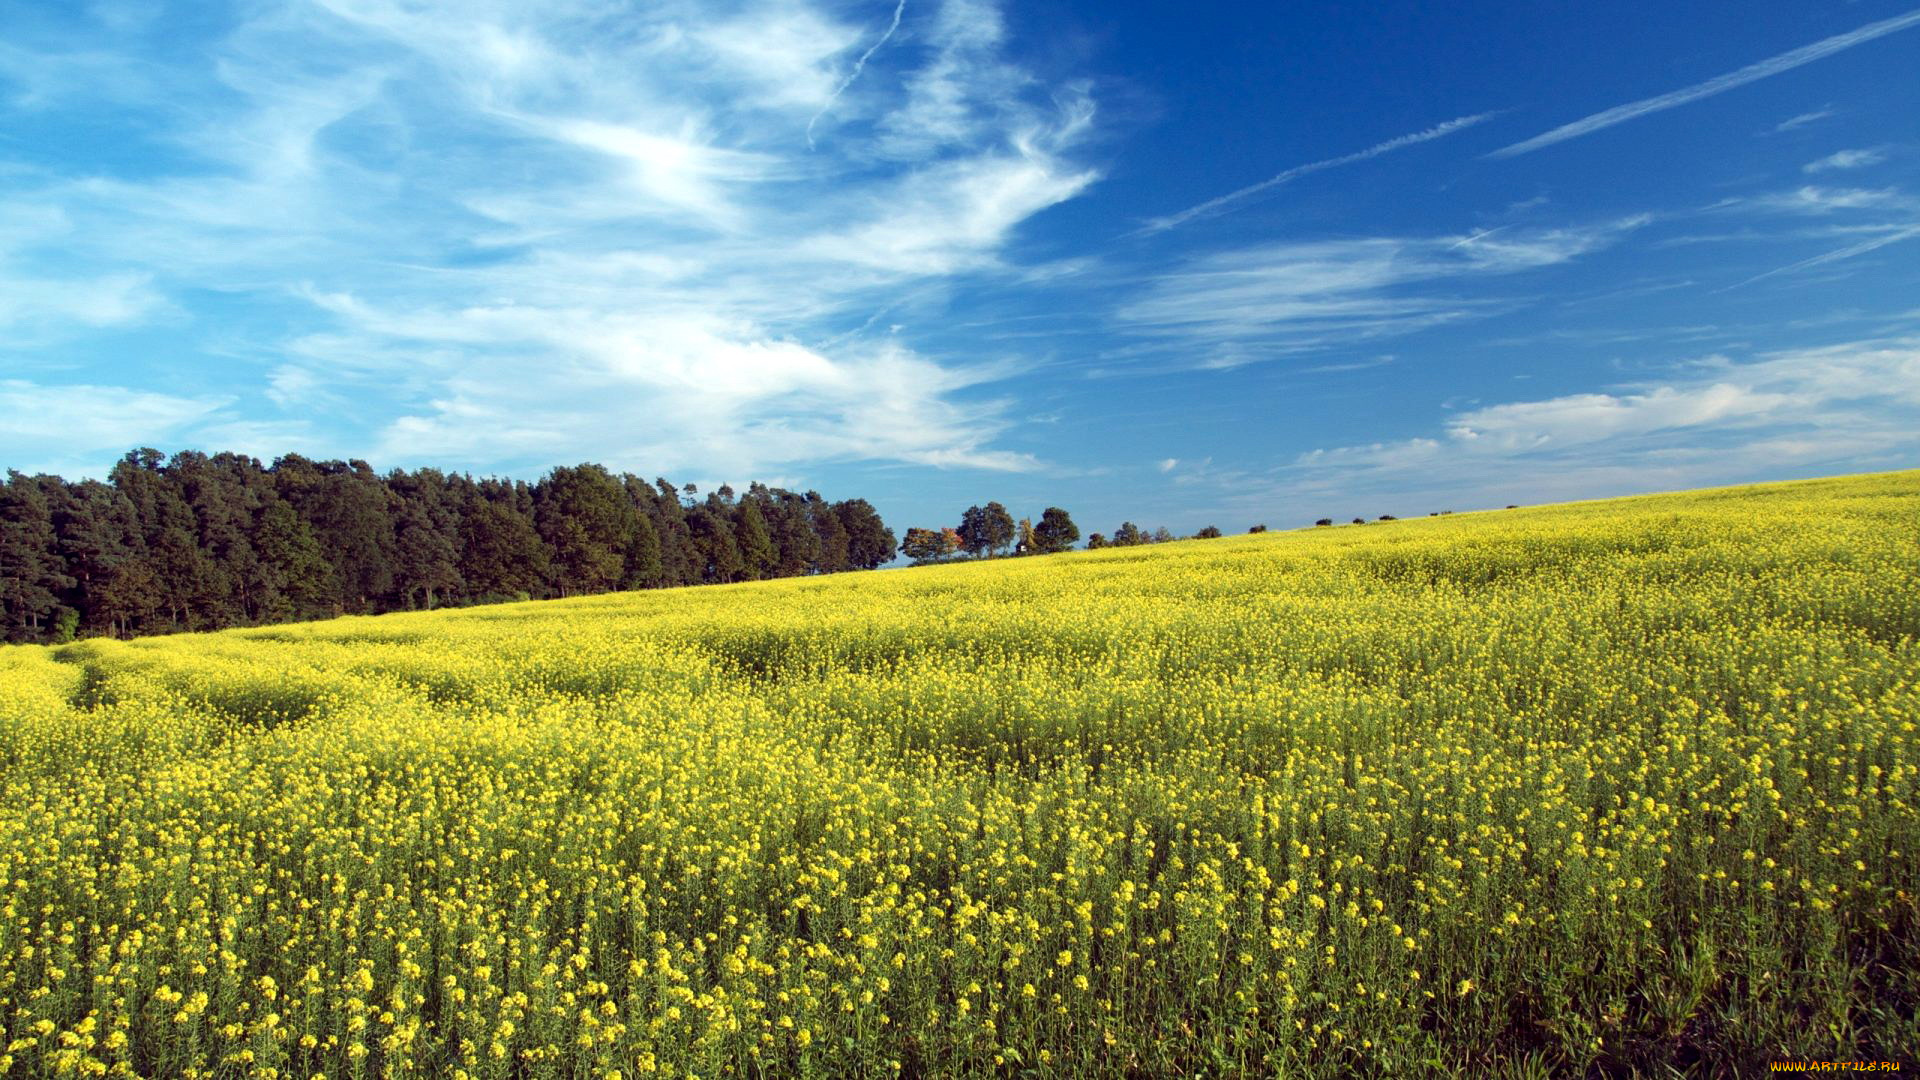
[2, 470, 1917, 1077]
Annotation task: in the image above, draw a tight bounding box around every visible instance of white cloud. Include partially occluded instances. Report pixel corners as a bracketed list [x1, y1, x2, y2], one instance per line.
[1115, 216, 1647, 359]
[1, 0, 1098, 478]
[0, 380, 228, 456]
[1491, 10, 1920, 158]
[1804, 147, 1888, 173]
[1771, 107, 1835, 133]
[1268, 337, 1920, 508]
[536, 117, 777, 228]
[1158, 458, 1178, 473]
[805, 135, 1098, 273]
[871, 0, 1024, 159]
[1746, 185, 1907, 215]
[0, 269, 166, 331]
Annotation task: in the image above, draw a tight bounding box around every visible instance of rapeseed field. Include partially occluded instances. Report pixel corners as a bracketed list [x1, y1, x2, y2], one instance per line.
[1, 471, 1916, 1077]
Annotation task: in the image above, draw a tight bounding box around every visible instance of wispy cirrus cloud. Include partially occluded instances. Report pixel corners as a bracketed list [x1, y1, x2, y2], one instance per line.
[1247, 337, 1920, 510]
[1743, 185, 1909, 214]
[1136, 112, 1497, 235]
[1114, 216, 1648, 364]
[1771, 107, 1836, 133]
[1490, 8, 1920, 158]
[2, 0, 1099, 479]
[1805, 147, 1888, 173]
[1726, 223, 1920, 289]
[0, 380, 230, 469]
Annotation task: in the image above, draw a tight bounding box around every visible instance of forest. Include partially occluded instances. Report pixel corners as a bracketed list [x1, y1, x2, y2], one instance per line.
[0, 449, 896, 644]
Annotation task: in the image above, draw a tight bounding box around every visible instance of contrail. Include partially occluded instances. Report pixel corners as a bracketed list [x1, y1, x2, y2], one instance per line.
[1135, 112, 1497, 236]
[1491, 8, 1920, 158]
[807, 0, 908, 149]
[1722, 223, 1920, 290]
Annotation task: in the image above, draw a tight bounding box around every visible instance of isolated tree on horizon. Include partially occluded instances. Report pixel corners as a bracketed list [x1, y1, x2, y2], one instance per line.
[1033, 507, 1080, 554]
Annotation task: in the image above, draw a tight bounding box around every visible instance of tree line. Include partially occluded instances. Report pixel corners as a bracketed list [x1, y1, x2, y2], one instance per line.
[0, 449, 896, 644]
[896, 502, 1086, 564]
[897, 504, 1267, 565]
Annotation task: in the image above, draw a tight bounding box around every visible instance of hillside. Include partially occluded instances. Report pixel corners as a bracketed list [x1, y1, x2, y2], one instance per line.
[2, 470, 1917, 1076]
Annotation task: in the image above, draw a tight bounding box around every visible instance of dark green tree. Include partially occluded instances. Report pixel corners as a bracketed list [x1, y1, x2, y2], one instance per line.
[981, 502, 1016, 556]
[835, 499, 895, 570]
[1032, 507, 1080, 554]
[956, 505, 992, 557]
[687, 504, 745, 584]
[94, 557, 163, 638]
[460, 501, 550, 600]
[252, 500, 334, 622]
[807, 492, 850, 574]
[619, 511, 663, 592]
[769, 491, 821, 577]
[732, 496, 778, 580]
[534, 464, 636, 596]
[0, 471, 74, 642]
[49, 478, 140, 635]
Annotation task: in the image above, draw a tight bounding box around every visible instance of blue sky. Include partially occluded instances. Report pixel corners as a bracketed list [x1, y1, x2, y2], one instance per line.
[3, 0, 1918, 535]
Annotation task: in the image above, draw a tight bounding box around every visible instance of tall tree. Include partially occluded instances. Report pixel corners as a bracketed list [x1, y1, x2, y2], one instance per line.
[49, 478, 140, 635]
[534, 464, 634, 596]
[648, 477, 701, 587]
[94, 556, 163, 639]
[393, 500, 462, 609]
[732, 495, 778, 580]
[835, 499, 896, 570]
[460, 500, 549, 600]
[1033, 507, 1080, 554]
[111, 450, 214, 628]
[273, 457, 398, 613]
[0, 472, 74, 642]
[686, 504, 745, 584]
[252, 499, 333, 622]
[619, 510, 663, 592]
[981, 501, 1016, 556]
[769, 491, 820, 577]
[956, 505, 991, 558]
[806, 492, 850, 574]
